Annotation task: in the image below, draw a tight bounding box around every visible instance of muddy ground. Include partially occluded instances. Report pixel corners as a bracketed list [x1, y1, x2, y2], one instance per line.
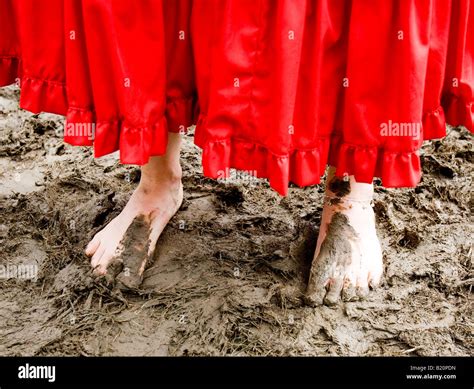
[0, 85, 472, 356]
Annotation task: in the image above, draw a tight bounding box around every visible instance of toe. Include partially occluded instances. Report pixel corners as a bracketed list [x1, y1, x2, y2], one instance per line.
[94, 263, 107, 276]
[91, 247, 106, 275]
[305, 278, 328, 306]
[355, 267, 370, 299]
[90, 245, 105, 268]
[324, 276, 344, 305]
[342, 278, 357, 301]
[356, 285, 369, 299]
[94, 250, 115, 276]
[368, 272, 382, 289]
[85, 235, 101, 256]
[368, 264, 384, 289]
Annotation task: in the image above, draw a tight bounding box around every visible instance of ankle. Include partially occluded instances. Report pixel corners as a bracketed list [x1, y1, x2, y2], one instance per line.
[140, 168, 181, 189]
[154, 163, 182, 184]
[324, 194, 374, 206]
[326, 167, 374, 201]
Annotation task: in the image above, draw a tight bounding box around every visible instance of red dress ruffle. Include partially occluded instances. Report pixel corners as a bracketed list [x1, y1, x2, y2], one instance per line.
[0, 0, 197, 164]
[192, 0, 474, 195]
[1, 0, 472, 195]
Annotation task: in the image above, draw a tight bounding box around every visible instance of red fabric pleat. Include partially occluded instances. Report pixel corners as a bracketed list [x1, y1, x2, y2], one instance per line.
[442, 0, 474, 130]
[12, 0, 68, 115]
[80, 0, 170, 163]
[163, 0, 197, 134]
[0, 0, 19, 86]
[63, 0, 94, 147]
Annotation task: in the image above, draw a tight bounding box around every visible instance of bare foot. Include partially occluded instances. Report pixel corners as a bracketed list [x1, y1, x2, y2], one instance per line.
[85, 133, 183, 289]
[305, 168, 383, 306]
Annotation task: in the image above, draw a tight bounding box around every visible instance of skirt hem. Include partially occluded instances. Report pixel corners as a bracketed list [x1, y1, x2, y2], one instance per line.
[0, 65, 196, 165]
[195, 97, 473, 196]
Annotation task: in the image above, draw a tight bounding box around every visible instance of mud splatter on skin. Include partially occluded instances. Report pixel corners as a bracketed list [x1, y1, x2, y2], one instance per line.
[114, 215, 153, 290]
[0, 85, 473, 356]
[305, 212, 359, 306]
[328, 176, 351, 197]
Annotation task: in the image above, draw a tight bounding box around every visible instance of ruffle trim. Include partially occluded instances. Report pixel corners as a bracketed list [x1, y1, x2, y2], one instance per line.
[64, 95, 196, 164]
[0, 66, 195, 164]
[195, 92, 473, 195]
[423, 105, 447, 140]
[328, 140, 421, 190]
[1, 61, 471, 188]
[0, 60, 68, 115]
[195, 115, 422, 196]
[423, 95, 474, 140]
[442, 93, 473, 132]
[19, 76, 68, 115]
[65, 108, 168, 165]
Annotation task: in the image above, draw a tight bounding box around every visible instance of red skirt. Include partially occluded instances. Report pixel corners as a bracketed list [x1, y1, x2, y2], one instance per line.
[1, 0, 473, 195]
[0, 0, 196, 164]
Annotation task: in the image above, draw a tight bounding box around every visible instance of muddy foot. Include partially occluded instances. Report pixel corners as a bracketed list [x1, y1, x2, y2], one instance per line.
[305, 172, 383, 306]
[85, 178, 183, 288]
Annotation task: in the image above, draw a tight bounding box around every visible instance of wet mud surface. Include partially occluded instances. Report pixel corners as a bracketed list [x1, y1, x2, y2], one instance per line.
[0, 86, 472, 356]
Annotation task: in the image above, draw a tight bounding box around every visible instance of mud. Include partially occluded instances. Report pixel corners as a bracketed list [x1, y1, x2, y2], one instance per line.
[306, 213, 357, 306]
[114, 216, 152, 290]
[328, 176, 351, 197]
[0, 85, 472, 356]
